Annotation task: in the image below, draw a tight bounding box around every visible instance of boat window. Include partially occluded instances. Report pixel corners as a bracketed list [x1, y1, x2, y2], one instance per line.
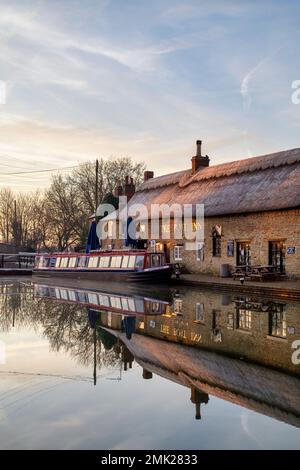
[68, 257, 77, 268]
[68, 290, 77, 302]
[88, 256, 99, 268]
[151, 254, 161, 267]
[111, 256, 122, 268]
[128, 299, 135, 311]
[128, 256, 136, 268]
[50, 257, 56, 268]
[100, 256, 110, 268]
[77, 291, 88, 303]
[135, 255, 144, 270]
[110, 296, 122, 309]
[60, 289, 68, 300]
[135, 299, 145, 313]
[121, 298, 129, 310]
[78, 256, 87, 268]
[60, 257, 69, 268]
[55, 257, 61, 268]
[88, 293, 98, 304]
[55, 288, 61, 298]
[99, 295, 110, 307]
[121, 256, 129, 268]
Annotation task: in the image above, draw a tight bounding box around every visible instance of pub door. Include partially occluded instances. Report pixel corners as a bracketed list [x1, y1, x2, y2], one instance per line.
[236, 241, 251, 267]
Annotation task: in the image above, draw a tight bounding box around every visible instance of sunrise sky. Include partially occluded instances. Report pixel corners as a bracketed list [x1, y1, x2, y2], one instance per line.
[0, 0, 300, 190]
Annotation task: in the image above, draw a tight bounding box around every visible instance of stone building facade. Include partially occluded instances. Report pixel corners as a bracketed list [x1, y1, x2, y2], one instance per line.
[100, 141, 300, 278]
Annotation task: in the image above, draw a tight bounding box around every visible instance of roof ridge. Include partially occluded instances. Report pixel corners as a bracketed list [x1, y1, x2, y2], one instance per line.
[137, 147, 300, 192]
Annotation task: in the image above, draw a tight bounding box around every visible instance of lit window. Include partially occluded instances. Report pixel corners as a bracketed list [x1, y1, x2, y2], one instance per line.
[68, 257, 77, 268]
[269, 309, 287, 338]
[60, 257, 69, 268]
[174, 299, 183, 315]
[174, 245, 183, 261]
[121, 256, 129, 268]
[55, 257, 61, 268]
[88, 256, 99, 268]
[237, 309, 252, 330]
[100, 256, 110, 268]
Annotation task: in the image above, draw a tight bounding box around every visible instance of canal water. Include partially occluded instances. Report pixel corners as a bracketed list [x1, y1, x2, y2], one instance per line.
[0, 278, 299, 450]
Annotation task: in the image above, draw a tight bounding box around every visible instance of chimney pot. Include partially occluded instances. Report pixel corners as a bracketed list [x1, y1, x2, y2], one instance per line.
[144, 170, 154, 182]
[196, 140, 202, 157]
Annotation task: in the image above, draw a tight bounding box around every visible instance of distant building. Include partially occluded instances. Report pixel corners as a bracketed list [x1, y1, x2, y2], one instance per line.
[101, 141, 300, 278]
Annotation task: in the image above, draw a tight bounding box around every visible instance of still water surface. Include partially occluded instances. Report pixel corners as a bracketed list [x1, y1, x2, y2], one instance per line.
[0, 278, 300, 450]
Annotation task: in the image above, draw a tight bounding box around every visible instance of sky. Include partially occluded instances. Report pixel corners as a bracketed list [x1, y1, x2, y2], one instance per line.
[0, 0, 300, 190]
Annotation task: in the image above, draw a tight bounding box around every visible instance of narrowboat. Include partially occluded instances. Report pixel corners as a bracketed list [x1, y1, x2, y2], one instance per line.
[33, 250, 174, 282]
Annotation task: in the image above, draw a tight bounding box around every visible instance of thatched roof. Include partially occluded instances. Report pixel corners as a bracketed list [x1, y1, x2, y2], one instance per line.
[130, 147, 300, 216]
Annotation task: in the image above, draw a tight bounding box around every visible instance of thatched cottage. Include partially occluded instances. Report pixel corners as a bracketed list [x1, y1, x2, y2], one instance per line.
[101, 141, 300, 278]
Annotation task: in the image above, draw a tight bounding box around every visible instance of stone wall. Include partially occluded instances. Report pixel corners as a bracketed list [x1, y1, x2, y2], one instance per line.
[170, 209, 300, 278]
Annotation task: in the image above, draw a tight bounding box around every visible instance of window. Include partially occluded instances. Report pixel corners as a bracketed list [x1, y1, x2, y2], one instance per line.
[68, 290, 77, 301]
[269, 308, 287, 338]
[151, 254, 161, 267]
[195, 303, 204, 323]
[135, 299, 145, 312]
[60, 257, 69, 268]
[174, 245, 183, 261]
[99, 295, 109, 307]
[227, 312, 234, 330]
[88, 256, 99, 268]
[212, 226, 221, 257]
[78, 256, 87, 268]
[68, 257, 77, 268]
[99, 256, 110, 268]
[174, 298, 183, 315]
[135, 255, 145, 270]
[121, 256, 129, 268]
[55, 257, 61, 268]
[237, 309, 252, 330]
[121, 297, 129, 310]
[128, 256, 136, 268]
[111, 256, 122, 268]
[88, 293, 99, 305]
[196, 242, 204, 261]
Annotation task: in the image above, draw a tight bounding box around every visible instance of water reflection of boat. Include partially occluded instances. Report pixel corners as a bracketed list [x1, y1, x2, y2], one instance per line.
[34, 283, 171, 316]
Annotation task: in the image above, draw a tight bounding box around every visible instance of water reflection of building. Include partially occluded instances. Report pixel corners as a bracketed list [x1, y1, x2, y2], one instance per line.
[2, 280, 299, 427]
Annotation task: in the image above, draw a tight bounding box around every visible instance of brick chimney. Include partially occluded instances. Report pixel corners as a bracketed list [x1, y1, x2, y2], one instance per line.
[124, 175, 135, 200]
[114, 183, 123, 197]
[191, 140, 210, 174]
[144, 170, 154, 181]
